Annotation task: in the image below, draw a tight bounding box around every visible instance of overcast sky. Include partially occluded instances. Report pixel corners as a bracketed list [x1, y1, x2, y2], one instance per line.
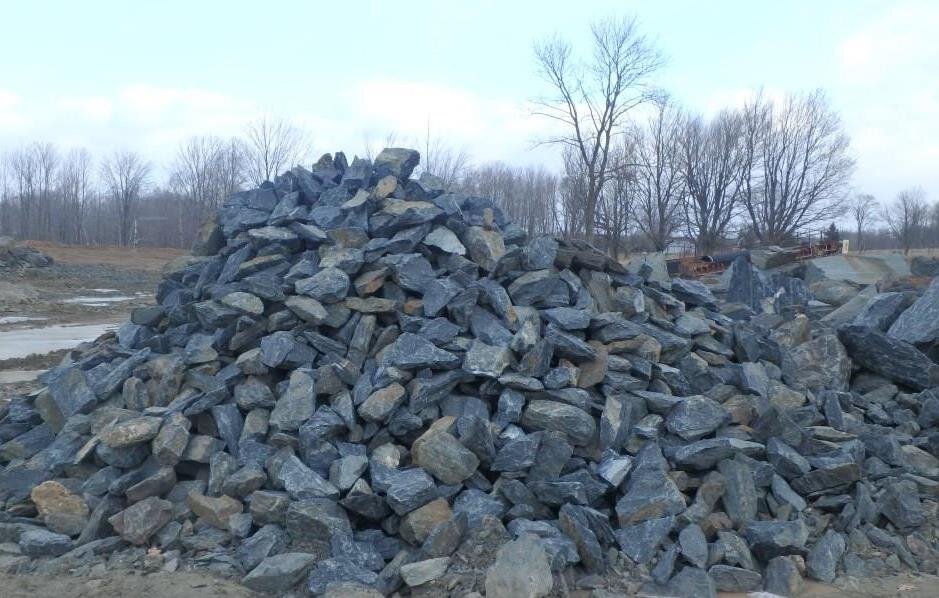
[1, 0, 936, 202]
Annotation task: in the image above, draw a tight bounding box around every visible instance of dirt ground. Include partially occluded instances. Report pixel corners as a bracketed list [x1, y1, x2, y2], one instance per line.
[0, 242, 182, 401]
[0, 571, 257, 598]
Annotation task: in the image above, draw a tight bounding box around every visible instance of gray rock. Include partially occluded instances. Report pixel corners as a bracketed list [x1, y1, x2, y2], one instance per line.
[270, 368, 316, 432]
[274, 453, 340, 500]
[853, 292, 908, 331]
[806, 529, 846, 583]
[384, 332, 460, 370]
[235, 524, 289, 571]
[463, 340, 511, 378]
[743, 519, 809, 560]
[887, 276, 939, 344]
[453, 488, 507, 527]
[719, 459, 757, 527]
[521, 400, 596, 446]
[879, 479, 925, 530]
[708, 565, 762, 592]
[462, 226, 505, 272]
[107, 496, 174, 545]
[307, 557, 379, 595]
[374, 147, 420, 180]
[558, 504, 606, 574]
[485, 534, 554, 598]
[18, 528, 73, 557]
[663, 566, 716, 598]
[243, 552, 317, 593]
[412, 428, 479, 485]
[400, 556, 450, 587]
[781, 334, 852, 392]
[616, 468, 686, 525]
[763, 556, 803, 596]
[666, 397, 729, 441]
[615, 516, 673, 564]
[671, 277, 717, 307]
[838, 325, 939, 391]
[679, 523, 708, 568]
[386, 468, 438, 515]
[423, 225, 466, 255]
[296, 267, 351, 303]
[673, 438, 765, 470]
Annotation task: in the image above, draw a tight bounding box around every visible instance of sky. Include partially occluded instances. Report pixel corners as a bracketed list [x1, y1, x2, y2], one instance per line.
[0, 0, 937, 202]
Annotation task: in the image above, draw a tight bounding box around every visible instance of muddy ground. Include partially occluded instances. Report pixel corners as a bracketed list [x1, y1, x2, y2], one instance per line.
[0, 242, 183, 401]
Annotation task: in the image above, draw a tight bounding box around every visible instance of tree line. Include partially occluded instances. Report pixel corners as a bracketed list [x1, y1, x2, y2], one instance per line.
[0, 16, 933, 255]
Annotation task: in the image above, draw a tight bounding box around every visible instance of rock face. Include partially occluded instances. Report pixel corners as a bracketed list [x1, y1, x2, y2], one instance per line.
[887, 276, 939, 345]
[838, 325, 939, 390]
[781, 334, 851, 392]
[2, 146, 939, 596]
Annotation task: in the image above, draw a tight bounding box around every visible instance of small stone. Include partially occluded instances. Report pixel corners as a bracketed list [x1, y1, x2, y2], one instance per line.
[412, 425, 480, 485]
[615, 516, 673, 565]
[666, 397, 730, 441]
[763, 556, 803, 597]
[708, 565, 762, 592]
[423, 225, 466, 255]
[99, 416, 162, 448]
[108, 496, 174, 545]
[400, 498, 452, 545]
[400, 556, 450, 586]
[743, 519, 809, 561]
[485, 534, 554, 598]
[221, 291, 264, 315]
[358, 383, 406, 423]
[188, 492, 243, 529]
[296, 267, 351, 304]
[679, 523, 708, 568]
[521, 400, 596, 446]
[806, 529, 846, 583]
[242, 552, 317, 593]
[18, 528, 73, 557]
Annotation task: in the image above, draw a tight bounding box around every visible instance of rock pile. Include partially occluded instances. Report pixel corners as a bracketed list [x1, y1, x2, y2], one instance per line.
[0, 237, 53, 270]
[2, 148, 939, 597]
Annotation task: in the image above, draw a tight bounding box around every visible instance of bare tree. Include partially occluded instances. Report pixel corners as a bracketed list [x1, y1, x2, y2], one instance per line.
[740, 90, 854, 245]
[242, 116, 308, 185]
[100, 150, 151, 246]
[849, 193, 878, 252]
[634, 98, 685, 251]
[58, 148, 95, 244]
[883, 187, 928, 255]
[460, 163, 560, 236]
[533, 15, 662, 242]
[595, 140, 637, 258]
[679, 109, 745, 254]
[421, 123, 470, 189]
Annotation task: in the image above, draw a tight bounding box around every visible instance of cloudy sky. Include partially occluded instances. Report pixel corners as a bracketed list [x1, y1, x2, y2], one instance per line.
[1, 0, 936, 201]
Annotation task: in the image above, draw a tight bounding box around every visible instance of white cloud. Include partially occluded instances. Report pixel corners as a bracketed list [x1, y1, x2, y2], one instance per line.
[0, 90, 26, 130]
[59, 96, 113, 123]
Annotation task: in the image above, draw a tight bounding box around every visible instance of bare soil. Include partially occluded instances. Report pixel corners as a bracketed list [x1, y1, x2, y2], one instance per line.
[0, 243, 181, 402]
[0, 571, 256, 598]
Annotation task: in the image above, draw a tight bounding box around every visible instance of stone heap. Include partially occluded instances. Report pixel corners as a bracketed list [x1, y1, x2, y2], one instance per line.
[2, 148, 939, 597]
[0, 237, 53, 271]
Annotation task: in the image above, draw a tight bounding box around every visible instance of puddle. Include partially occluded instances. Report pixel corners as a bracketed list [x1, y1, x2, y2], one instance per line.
[0, 369, 45, 383]
[61, 295, 135, 305]
[0, 323, 118, 360]
[88, 288, 120, 293]
[0, 316, 48, 325]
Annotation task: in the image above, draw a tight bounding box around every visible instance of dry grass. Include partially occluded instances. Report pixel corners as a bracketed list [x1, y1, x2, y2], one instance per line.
[21, 241, 187, 272]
